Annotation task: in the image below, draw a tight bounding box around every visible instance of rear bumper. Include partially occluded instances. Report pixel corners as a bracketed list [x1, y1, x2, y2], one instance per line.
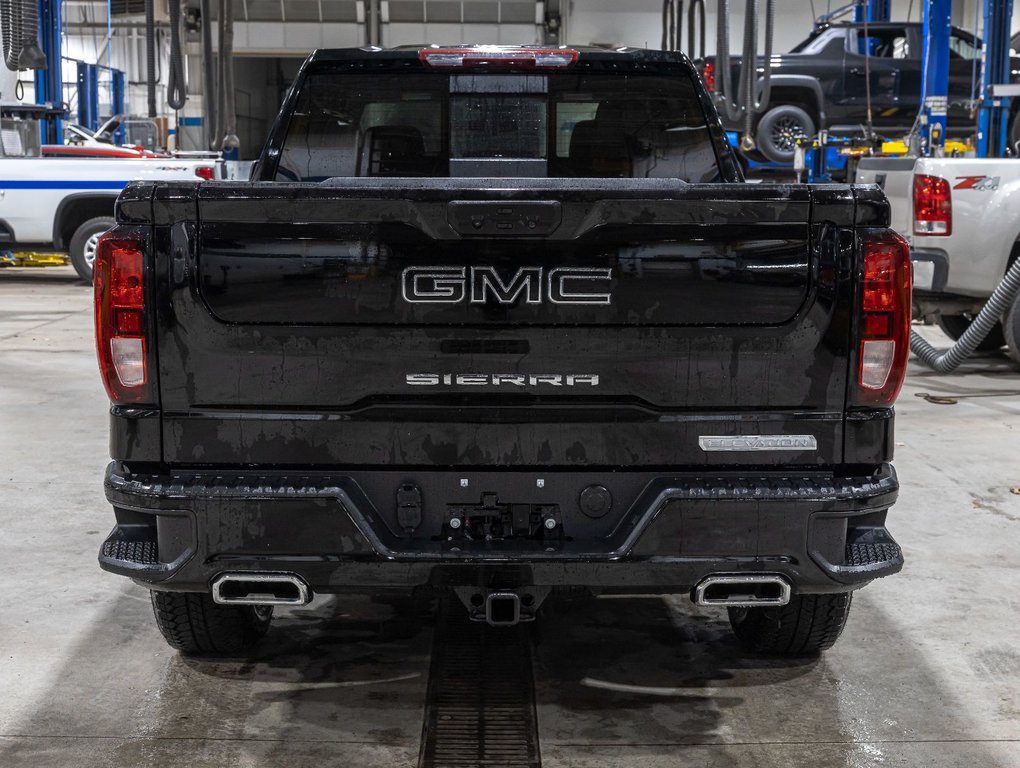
[911, 247, 950, 293]
[99, 462, 903, 596]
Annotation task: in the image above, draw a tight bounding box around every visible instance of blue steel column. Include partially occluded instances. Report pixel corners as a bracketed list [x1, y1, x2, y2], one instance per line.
[920, 0, 951, 156]
[111, 69, 126, 143]
[854, 0, 892, 23]
[977, 0, 1014, 157]
[76, 62, 99, 131]
[34, 0, 63, 143]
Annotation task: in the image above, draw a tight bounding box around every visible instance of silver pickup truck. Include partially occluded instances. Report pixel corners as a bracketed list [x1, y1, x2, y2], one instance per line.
[856, 156, 1020, 363]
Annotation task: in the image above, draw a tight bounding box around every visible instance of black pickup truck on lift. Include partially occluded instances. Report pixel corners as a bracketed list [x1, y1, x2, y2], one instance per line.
[95, 45, 910, 657]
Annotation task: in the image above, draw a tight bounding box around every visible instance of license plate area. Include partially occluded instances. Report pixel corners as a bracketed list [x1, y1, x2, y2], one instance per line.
[444, 493, 564, 542]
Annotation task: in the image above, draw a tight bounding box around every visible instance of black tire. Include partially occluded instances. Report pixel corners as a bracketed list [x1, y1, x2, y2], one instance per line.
[150, 591, 273, 656]
[69, 215, 116, 283]
[728, 592, 852, 656]
[1004, 294, 1020, 365]
[936, 314, 1005, 352]
[755, 104, 815, 164]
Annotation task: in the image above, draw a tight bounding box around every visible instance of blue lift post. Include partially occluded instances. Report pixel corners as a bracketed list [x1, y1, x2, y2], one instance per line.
[977, 0, 1015, 157]
[34, 0, 63, 144]
[76, 62, 100, 131]
[920, 0, 952, 156]
[111, 69, 126, 143]
[855, 0, 892, 54]
[854, 0, 891, 23]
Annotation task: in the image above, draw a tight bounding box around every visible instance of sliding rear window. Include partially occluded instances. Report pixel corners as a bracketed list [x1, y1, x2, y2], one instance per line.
[274, 69, 720, 182]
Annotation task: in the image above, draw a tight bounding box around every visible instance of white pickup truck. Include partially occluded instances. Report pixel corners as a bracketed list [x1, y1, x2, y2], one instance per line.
[855, 156, 1020, 363]
[0, 156, 221, 281]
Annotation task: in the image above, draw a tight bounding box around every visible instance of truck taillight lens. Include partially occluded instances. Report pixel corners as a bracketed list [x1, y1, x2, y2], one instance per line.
[702, 61, 716, 91]
[913, 174, 952, 235]
[94, 229, 152, 404]
[855, 230, 912, 407]
[194, 165, 215, 181]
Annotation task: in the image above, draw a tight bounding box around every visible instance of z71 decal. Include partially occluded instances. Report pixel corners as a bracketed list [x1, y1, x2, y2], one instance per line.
[954, 175, 1000, 191]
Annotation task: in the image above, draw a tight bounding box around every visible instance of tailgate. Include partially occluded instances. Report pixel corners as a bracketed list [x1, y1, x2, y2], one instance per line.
[151, 180, 859, 468]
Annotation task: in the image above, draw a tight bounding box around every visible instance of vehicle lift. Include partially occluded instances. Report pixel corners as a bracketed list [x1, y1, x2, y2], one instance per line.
[33, 0, 62, 144]
[976, 0, 1015, 157]
[75, 62, 126, 140]
[804, 0, 1013, 183]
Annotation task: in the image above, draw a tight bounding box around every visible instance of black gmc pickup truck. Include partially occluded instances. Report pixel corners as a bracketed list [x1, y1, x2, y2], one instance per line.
[95, 45, 910, 658]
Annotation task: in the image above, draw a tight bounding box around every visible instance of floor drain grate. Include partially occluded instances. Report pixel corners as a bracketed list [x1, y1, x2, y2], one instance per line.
[419, 599, 540, 768]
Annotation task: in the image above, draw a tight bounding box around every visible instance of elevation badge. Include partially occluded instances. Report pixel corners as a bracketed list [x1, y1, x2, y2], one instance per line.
[699, 435, 818, 451]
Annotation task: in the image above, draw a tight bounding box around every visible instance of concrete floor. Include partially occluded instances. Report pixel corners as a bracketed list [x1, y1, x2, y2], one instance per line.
[1, 266, 1019, 768]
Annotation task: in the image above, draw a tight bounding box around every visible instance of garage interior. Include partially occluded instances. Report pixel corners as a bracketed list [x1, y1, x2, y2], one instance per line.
[3, 1, 1020, 767]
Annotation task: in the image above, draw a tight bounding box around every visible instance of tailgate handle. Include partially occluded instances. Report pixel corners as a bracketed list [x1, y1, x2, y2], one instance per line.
[448, 200, 561, 237]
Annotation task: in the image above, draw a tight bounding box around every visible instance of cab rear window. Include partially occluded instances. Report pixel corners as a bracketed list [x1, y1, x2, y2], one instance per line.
[275, 70, 721, 182]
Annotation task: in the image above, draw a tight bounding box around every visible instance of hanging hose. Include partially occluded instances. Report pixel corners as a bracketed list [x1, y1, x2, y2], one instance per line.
[715, 0, 742, 122]
[200, 0, 216, 149]
[166, 0, 187, 110]
[688, 0, 706, 59]
[716, 0, 775, 141]
[218, 0, 239, 154]
[862, 2, 873, 137]
[661, 0, 681, 51]
[910, 258, 1020, 372]
[673, 0, 682, 51]
[740, 0, 774, 150]
[145, 0, 156, 116]
[661, 0, 671, 50]
[1, 0, 46, 71]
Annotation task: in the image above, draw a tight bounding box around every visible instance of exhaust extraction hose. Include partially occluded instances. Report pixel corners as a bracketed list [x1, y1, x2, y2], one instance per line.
[688, 0, 706, 60]
[910, 257, 1020, 372]
[1, 0, 46, 71]
[742, 0, 774, 145]
[144, 0, 156, 116]
[167, 0, 187, 110]
[716, 0, 775, 137]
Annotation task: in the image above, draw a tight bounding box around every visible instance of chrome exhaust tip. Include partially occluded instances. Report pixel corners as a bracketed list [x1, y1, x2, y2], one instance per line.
[211, 572, 311, 606]
[692, 574, 791, 607]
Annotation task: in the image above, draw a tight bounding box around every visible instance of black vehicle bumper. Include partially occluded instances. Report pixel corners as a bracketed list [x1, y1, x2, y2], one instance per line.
[99, 462, 903, 596]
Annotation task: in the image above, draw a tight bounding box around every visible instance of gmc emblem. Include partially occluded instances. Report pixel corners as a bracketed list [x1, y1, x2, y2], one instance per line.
[401, 266, 613, 305]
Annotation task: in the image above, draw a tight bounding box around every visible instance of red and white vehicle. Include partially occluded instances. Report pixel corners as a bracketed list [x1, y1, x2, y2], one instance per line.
[1, 114, 222, 281]
[856, 156, 1020, 362]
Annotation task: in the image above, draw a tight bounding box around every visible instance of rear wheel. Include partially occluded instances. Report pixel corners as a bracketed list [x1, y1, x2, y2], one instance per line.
[150, 591, 273, 656]
[69, 215, 116, 283]
[936, 314, 1005, 352]
[755, 104, 815, 164]
[728, 592, 852, 656]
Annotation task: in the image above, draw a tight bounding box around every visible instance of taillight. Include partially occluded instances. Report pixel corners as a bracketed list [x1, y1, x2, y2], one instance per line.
[94, 229, 152, 404]
[854, 230, 912, 407]
[702, 61, 716, 92]
[913, 174, 951, 235]
[419, 46, 578, 69]
[194, 165, 215, 181]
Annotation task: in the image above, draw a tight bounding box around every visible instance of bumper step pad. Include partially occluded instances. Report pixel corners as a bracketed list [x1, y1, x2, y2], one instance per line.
[101, 537, 158, 567]
[846, 541, 902, 567]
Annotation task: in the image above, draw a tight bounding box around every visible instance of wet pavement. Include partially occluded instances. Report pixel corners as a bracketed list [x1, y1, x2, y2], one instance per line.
[1, 267, 1019, 767]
